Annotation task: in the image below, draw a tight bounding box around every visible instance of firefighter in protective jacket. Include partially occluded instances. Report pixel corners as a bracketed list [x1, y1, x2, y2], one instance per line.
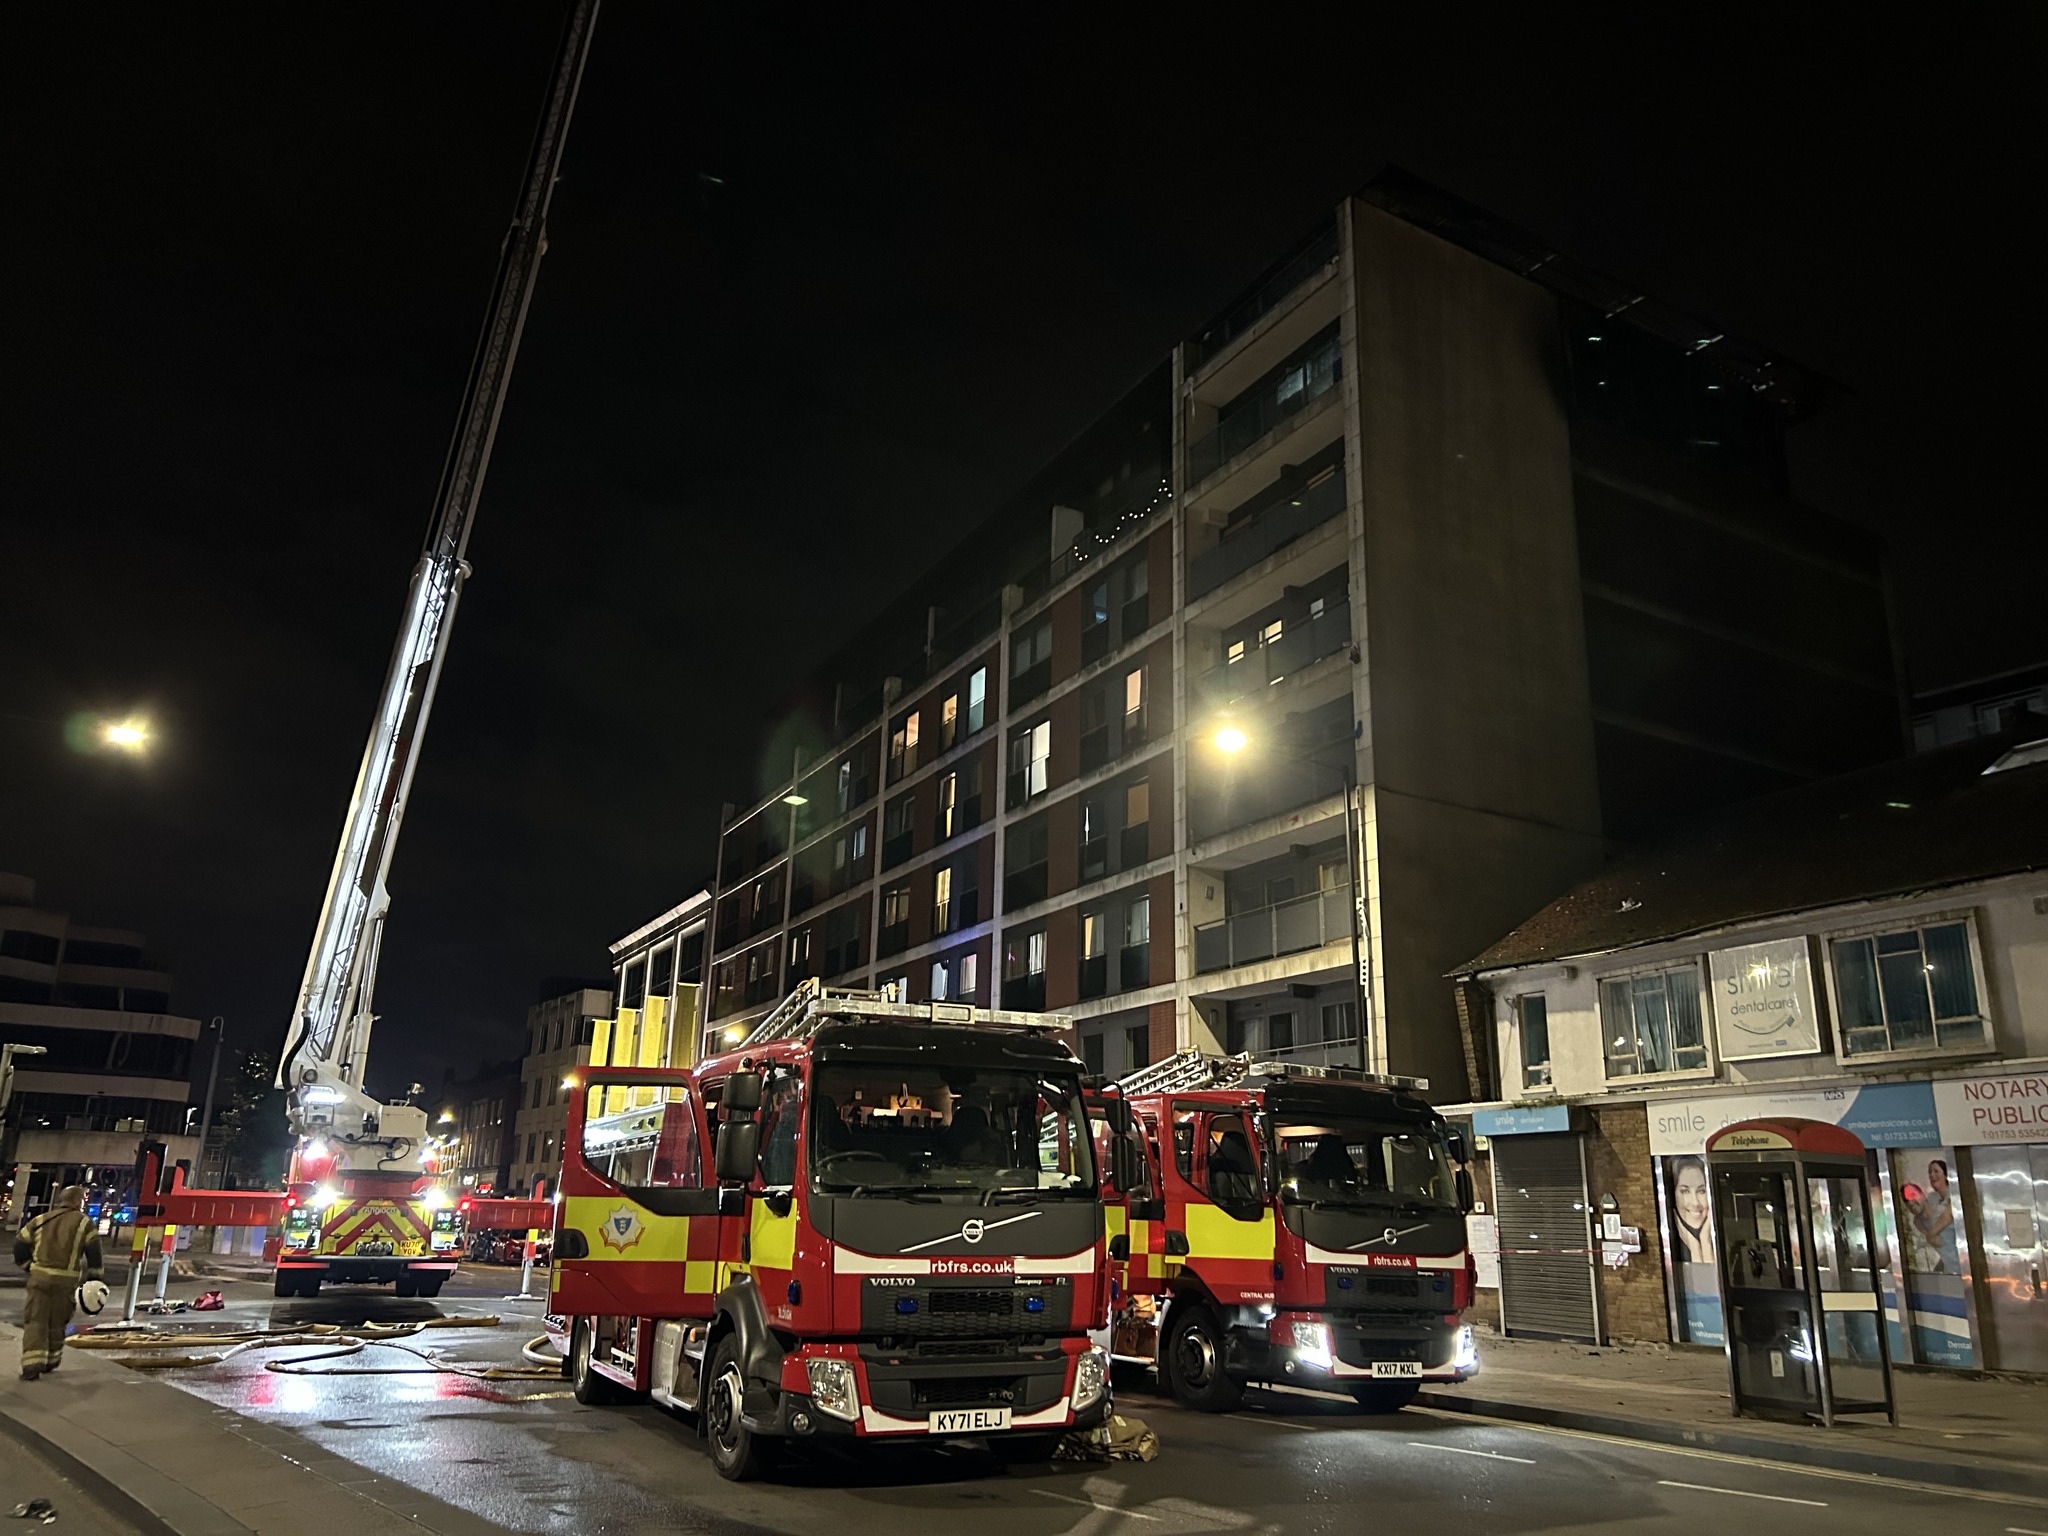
[13, 1185, 104, 1380]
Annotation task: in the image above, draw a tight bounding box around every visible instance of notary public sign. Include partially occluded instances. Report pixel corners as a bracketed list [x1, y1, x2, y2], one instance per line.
[1933, 1070, 2048, 1146]
[1708, 938, 1822, 1061]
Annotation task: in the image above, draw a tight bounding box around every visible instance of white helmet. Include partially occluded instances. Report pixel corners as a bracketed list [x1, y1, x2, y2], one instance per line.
[77, 1280, 111, 1315]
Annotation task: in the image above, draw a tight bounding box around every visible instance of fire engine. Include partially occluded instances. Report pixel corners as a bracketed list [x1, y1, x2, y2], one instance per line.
[1094, 1051, 1479, 1413]
[545, 981, 1142, 1480]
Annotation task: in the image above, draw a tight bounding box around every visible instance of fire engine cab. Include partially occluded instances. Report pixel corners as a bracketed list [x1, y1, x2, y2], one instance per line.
[546, 982, 1141, 1480]
[1095, 1051, 1479, 1413]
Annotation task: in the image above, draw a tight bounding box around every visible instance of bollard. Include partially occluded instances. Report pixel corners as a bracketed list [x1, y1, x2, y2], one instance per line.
[153, 1223, 176, 1304]
[122, 1223, 149, 1322]
[517, 1227, 537, 1299]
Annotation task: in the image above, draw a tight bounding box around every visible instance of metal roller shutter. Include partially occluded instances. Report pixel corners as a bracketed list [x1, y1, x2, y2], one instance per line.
[1492, 1133, 1599, 1342]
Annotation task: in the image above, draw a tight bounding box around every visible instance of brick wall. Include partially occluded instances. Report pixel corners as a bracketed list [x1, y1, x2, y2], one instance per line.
[1582, 1104, 1671, 1344]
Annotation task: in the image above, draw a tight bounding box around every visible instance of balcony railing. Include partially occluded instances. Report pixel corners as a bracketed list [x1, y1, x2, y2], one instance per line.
[1257, 1036, 1362, 1071]
[823, 938, 864, 977]
[933, 794, 984, 845]
[1186, 222, 1341, 374]
[882, 830, 915, 870]
[1186, 341, 1342, 487]
[1197, 606, 1352, 708]
[877, 920, 910, 959]
[1187, 465, 1348, 599]
[1194, 886, 1352, 974]
[1004, 862, 1049, 909]
[1002, 973, 1047, 1012]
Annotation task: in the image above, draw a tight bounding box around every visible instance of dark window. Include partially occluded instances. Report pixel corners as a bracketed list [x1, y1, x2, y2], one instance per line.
[60, 938, 142, 967]
[648, 945, 675, 1000]
[1518, 995, 1552, 1088]
[1011, 621, 1053, 702]
[1831, 922, 1984, 1057]
[0, 931, 59, 964]
[1005, 815, 1049, 907]
[621, 961, 646, 1012]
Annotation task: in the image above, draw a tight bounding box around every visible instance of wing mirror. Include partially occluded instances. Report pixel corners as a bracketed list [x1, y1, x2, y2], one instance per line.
[722, 1070, 764, 1115]
[1108, 1234, 1130, 1261]
[714, 1120, 760, 1185]
[1110, 1134, 1150, 1199]
[1455, 1167, 1475, 1215]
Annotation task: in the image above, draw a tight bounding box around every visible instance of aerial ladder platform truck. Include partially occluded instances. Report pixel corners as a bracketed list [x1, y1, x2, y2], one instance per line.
[263, 1, 600, 1297]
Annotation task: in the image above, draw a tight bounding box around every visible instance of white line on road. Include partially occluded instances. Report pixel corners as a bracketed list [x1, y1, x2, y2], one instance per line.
[1658, 1479, 1827, 1507]
[2005, 1527, 2048, 1534]
[1031, 1489, 1163, 1521]
[1403, 1407, 2048, 1511]
[1406, 1441, 1535, 1465]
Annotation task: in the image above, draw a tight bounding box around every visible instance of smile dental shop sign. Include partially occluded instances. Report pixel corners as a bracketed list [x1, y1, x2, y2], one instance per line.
[1648, 1080, 1940, 1156]
[1708, 938, 1821, 1061]
[1934, 1070, 2048, 1145]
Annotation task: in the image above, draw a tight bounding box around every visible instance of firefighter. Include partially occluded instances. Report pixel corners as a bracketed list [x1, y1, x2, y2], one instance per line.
[12, 1185, 104, 1380]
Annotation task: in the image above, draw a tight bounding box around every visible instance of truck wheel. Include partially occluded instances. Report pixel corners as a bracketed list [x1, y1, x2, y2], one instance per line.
[1163, 1304, 1243, 1413]
[418, 1278, 445, 1298]
[395, 1276, 419, 1298]
[703, 1336, 779, 1481]
[571, 1318, 629, 1406]
[298, 1274, 321, 1298]
[273, 1273, 296, 1298]
[1349, 1380, 1420, 1413]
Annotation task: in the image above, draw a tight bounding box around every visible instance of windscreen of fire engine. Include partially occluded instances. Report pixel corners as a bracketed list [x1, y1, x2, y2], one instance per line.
[580, 1084, 701, 1192]
[809, 1066, 1094, 1199]
[1270, 1116, 1458, 1211]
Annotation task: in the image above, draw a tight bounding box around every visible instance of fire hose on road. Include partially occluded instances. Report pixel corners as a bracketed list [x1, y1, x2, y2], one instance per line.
[69, 1315, 565, 1380]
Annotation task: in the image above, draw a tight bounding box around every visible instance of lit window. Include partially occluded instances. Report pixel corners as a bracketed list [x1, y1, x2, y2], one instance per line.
[1261, 618, 1284, 647]
[933, 866, 954, 931]
[1226, 639, 1247, 665]
[1124, 667, 1146, 729]
[966, 668, 988, 733]
[1125, 779, 1150, 828]
[930, 960, 950, 1001]
[836, 761, 852, 813]
[940, 693, 959, 750]
[960, 953, 979, 999]
[1125, 896, 1150, 947]
[1029, 931, 1046, 976]
[852, 824, 868, 861]
[1082, 912, 1107, 959]
[938, 772, 959, 838]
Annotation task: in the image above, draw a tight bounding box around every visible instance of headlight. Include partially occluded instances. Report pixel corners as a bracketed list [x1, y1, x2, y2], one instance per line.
[1289, 1321, 1331, 1368]
[1453, 1325, 1479, 1373]
[1072, 1345, 1109, 1410]
[804, 1357, 858, 1422]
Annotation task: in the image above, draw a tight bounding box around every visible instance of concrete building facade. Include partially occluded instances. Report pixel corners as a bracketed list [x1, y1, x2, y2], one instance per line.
[697, 170, 1905, 1100]
[1, 871, 199, 1224]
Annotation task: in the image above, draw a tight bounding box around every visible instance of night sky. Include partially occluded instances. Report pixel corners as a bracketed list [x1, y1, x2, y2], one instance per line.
[4, 7, 2040, 1100]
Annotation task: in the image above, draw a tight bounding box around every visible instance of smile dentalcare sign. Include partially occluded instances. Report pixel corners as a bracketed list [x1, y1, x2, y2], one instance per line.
[1934, 1070, 2048, 1145]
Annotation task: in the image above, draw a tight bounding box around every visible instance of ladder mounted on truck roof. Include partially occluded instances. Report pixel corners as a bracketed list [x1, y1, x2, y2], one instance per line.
[1112, 1049, 1428, 1097]
[739, 978, 1075, 1048]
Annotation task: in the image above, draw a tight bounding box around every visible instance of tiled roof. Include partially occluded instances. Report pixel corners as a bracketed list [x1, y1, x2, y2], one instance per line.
[1457, 726, 2048, 974]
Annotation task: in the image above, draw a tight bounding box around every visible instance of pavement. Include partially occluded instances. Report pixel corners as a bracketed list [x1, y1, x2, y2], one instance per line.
[1418, 1329, 2048, 1496]
[3, 1261, 2045, 1535]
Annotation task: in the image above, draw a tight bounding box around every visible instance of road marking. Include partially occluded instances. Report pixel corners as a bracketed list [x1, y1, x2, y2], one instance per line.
[1031, 1489, 1162, 1521]
[1403, 1407, 2048, 1511]
[1406, 1441, 1535, 1465]
[2005, 1528, 2048, 1534]
[1658, 1479, 1826, 1508]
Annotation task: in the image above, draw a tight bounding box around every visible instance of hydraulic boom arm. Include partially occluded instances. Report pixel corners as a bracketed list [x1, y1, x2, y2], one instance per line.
[277, 1, 600, 1170]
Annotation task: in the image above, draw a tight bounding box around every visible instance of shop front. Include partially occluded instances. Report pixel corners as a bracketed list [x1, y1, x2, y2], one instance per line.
[1646, 1068, 2048, 1373]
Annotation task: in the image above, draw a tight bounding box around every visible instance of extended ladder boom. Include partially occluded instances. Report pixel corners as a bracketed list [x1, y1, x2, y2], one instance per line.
[276, 1, 600, 1169]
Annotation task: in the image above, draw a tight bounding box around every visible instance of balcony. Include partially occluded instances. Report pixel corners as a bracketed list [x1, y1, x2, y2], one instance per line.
[877, 920, 911, 959]
[882, 830, 915, 870]
[1120, 823, 1150, 869]
[823, 937, 864, 977]
[1120, 942, 1149, 992]
[1002, 973, 1047, 1012]
[1079, 954, 1108, 1001]
[1004, 862, 1049, 910]
[1257, 1036, 1362, 1071]
[1187, 222, 1341, 375]
[1194, 886, 1352, 974]
[1196, 606, 1352, 709]
[1187, 463, 1348, 601]
[933, 888, 982, 938]
[933, 795, 984, 845]
[1187, 334, 1342, 487]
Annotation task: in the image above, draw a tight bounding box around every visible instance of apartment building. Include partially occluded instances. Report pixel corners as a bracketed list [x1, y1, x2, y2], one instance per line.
[437, 1058, 519, 1196]
[699, 170, 1905, 1098]
[1, 870, 201, 1223]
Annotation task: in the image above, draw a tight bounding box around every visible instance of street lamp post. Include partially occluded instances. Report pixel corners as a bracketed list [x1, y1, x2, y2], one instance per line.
[1212, 726, 1374, 1074]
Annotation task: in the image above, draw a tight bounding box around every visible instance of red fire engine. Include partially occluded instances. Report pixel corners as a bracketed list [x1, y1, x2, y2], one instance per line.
[1094, 1052, 1479, 1413]
[545, 982, 1141, 1480]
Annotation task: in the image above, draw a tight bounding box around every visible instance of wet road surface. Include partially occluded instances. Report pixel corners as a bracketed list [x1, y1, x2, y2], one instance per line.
[129, 1267, 2046, 1536]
